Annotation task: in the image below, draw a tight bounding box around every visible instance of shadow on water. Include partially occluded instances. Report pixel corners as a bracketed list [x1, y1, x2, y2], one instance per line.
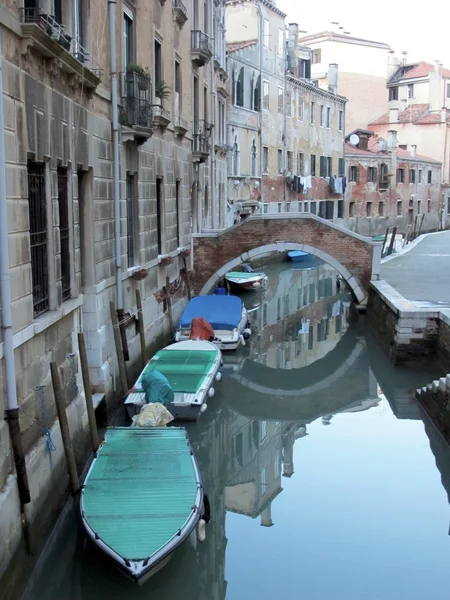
[22, 260, 450, 600]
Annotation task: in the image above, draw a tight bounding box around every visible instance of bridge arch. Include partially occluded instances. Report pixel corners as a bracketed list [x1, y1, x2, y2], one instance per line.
[200, 242, 365, 302]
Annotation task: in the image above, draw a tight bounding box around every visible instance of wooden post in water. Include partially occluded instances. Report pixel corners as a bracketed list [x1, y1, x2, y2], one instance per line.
[77, 333, 99, 453]
[136, 289, 147, 370]
[381, 227, 389, 257]
[182, 256, 192, 300]
[110, 301, 128, 398]
[50, 362, 80, 493]
[387, 226, 397, 256]
[165, 276, 173, 334]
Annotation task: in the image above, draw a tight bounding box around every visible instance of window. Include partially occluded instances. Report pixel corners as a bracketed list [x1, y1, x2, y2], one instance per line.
[277, 149, 283, 173]
[349, 201, 355, 217]
[418, 169, 423, 183]
[123, 10, 135, 71]
[236, 67, 244, 107]
[263, 19, 269, 48]
[337, 199, 344, 218]
[174, 59, 181, 116]
[251, 140, 257, 177]
[366, 202, 372, 217]
[218, 99, 225, 144]
[428, 200, 431, 212]
[367, 166, 377, 183]
[339, 110, 344, 131]
[277, 202, 282, 212]
[253, 75, 261, 111]
[232, 136, 240, 176]
[154, 39, 162, 88]
[175, 180, 181, 247]
[261, 81, 270, 111]
[397, 201, 402, 216]
[447, 83, 450, 98]
[409, 169, 416, 184]
[310, 154, 316, 176]
[286, 91, 292, 117]
[28, 162, 48, 317]
[309, 201, 315, 214]
[407, 84, 414, 98]
[297, 94, 303, 119]
[389, 86, 399, 101]
[203, 85, 208, 123]
[259, 467, 266, 497]
[427, 170, 432, 184]
[278, 86, 284, 114]
[156, 178, 163, 254]
[126, 173, 136, 267]
[417, 200, 421, 214]
[320, 156, 327, 177]
[397, 168, 405, 183]
[312, 48, 321, 64]
[203, 0, 208, 33]
[379, 201, 384, 216]
[447, 197, 450, 214]
[311, 101, 315, 123]
[260, 420, 267, 441]
[379, 163, 389, 190]
[326, 107, 331, 128]
[349, 165, 359, 182]
[338, 157, 345, 177]
[297, 152, 304, 176]
[320, 105, 324, 126]
[57, 167, 71, 301]
[287, 151, 293, 173]
[327, 157, 332, 177]
[263, 146, 269, 173]
[278, 28, 284, 57]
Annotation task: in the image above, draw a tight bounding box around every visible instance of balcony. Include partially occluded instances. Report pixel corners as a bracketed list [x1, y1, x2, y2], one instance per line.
[192, 120, 211, 163]
[19, 8, 101, 89]
[173, 0, 188, 27]
[174, 115, 188, 137]
[153, 104, 171, 129]
[191, 31, 212, 67]
[120, 71, 153, 144]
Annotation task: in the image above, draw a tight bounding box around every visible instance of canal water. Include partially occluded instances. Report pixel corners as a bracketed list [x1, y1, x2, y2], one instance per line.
[23, 259, 450, 600]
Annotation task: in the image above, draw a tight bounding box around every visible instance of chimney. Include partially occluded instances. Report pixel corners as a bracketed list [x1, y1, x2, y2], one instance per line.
[260, 502, 274, 528]
[429, 63, 443, 111]
[389, 108, 399, 123]
[402, 50, 408, 65]
[287, 23, 299, 75]
[387, 50, 399, 79]
[387, 129, 398, 150]
[328, 63, 338, 95]
[410, 144, 417, 159]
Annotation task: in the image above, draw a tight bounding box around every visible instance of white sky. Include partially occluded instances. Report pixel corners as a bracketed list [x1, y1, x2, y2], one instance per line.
[276, 0, 450, 67]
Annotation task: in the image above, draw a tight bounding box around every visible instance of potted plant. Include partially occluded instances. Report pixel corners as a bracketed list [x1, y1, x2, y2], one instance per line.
[126, 64, 150, 91]
[155, 80, 171, 102]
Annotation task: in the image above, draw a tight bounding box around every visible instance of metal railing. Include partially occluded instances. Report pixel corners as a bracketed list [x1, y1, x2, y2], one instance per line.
[173, 0, 188, 19]
[191, 30, 212, 54]
[19, 8, 100, 74]
[121, 71, 153, 129]
[174, 115, 188, 131]
[193, 119, 212, 137]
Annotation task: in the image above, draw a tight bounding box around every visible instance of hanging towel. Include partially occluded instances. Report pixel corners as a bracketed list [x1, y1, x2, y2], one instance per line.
[298, 318, 310, 335]
[342, 176, 347, 194]
[301, 176, 312, 193]
[332, 301, 341, 317]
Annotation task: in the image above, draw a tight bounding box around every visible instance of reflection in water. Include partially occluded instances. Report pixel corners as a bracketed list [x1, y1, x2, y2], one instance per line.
[23, 262, 450, 600]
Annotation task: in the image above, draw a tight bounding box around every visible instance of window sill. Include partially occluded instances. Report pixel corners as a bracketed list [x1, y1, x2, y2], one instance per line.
[0, 296, 83, 359]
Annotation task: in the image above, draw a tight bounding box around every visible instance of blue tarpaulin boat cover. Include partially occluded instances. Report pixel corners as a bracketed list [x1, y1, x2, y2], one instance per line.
[179, 296, 243, 331]
[140, 369, 175, 406]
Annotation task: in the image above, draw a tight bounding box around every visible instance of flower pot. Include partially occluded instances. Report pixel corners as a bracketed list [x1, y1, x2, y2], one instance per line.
[131, 269, 148, 281]
[159, 256, 173, 267]
[180, 248, 191, 258]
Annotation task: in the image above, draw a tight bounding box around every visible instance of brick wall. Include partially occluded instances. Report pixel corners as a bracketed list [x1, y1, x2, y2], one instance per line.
[193, 216, 374, 293]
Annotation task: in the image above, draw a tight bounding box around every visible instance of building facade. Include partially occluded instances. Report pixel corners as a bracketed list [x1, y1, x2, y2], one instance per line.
[0, 0, 226, 583]
[345, 129, 444, 235]
[225, 2, 346, 223]
[298, 30, 391, 133]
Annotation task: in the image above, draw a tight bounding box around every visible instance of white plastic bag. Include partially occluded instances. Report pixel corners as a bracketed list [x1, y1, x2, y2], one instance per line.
[132, 402, 174, 428]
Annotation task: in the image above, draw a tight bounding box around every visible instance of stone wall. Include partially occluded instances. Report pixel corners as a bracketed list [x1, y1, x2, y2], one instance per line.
[416, 375, 450, 445]
[438, 312, 450, 371]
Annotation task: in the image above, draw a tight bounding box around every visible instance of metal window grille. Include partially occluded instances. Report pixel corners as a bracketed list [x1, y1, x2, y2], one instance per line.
[28, 162, 49, 316]
[58, 167, 71, 301]
[126, 174, 135, 267]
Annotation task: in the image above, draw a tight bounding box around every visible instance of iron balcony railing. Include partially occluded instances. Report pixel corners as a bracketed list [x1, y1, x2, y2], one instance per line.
[173, 0, 188, 19]
[19, 7, 99, 72]
[121, 71, 153, 129]
[193, 119, 212, 137]
[192, 121, 212, 155]
[191, 30, 212, 54]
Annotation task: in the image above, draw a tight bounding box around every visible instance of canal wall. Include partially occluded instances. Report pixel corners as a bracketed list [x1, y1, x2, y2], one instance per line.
[416, 375, 450, 446]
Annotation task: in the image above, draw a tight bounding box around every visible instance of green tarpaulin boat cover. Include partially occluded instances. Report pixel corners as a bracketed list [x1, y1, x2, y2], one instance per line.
[82, 427, 201, 561]
[134, 349, 218, 394]
[226, 271, 264, 279]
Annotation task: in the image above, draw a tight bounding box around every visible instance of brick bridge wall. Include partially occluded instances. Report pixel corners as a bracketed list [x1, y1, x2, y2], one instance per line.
[193, 214, 379, 301]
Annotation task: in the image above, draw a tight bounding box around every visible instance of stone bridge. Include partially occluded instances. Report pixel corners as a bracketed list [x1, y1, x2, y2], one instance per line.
[193, 214, 382, 303]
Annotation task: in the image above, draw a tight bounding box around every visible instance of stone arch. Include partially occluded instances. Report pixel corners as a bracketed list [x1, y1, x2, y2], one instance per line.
[199, 242, 366, 302]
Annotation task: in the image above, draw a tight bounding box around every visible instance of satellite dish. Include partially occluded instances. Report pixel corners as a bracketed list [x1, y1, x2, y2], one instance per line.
[349, 134, 360, 146]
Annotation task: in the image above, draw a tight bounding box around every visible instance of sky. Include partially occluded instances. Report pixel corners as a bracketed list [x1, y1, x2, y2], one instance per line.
[276, 0, 450, 67]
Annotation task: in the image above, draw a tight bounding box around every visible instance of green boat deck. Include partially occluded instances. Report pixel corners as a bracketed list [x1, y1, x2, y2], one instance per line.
[226, 271, 264, 279]
[82, 428, 201, 560]
[133, 349, 218, 394]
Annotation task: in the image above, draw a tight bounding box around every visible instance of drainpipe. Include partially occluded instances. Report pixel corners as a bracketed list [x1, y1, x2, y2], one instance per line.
[282, 24, 287, 206]
[108, 0, 123, 312]
[0, 35, 30, 504]
[256, 2, 263, 203]
[210, 0, 217, 229]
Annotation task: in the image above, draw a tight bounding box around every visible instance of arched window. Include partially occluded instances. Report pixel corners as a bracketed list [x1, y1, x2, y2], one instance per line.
[253, 75, 261, 111]
[251, 139, 257, 177]
[232, 135, 240, 176]
[236, 67, 244, 107]
[232, 68, 236, 105]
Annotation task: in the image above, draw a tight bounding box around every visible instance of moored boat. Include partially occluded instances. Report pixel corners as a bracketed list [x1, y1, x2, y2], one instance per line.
[80, 427, 209, 585]
[287, 250, 310, 262]
[175, 295, 251, 351]
[125, 340, 222, 420]
[225, 271, 267, 291]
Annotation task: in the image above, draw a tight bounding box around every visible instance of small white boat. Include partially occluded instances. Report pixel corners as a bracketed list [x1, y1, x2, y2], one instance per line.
[225, 271, 267, 291]
[175, 295, 251, 351]
[125, 340, 222, 420]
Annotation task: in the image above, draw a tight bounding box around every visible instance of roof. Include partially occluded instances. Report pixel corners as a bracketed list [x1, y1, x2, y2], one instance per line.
[298, 30, 390, 49]
[345, 135, 441, 164]
[369, 103, 450, 126]
[227, 40, 257, 54]
[390, 61, 450, 82]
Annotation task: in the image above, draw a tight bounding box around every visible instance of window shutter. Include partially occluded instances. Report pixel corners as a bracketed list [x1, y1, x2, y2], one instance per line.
[373, 167, 377, 183]
[356, 167, 360, 182]
[320, 156, 325, 177]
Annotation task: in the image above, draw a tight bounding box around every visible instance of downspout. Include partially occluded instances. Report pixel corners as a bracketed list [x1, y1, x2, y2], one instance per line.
[210, 0, 217, 229]
[108, 0, 123, 313]
[0, 34, 30, 504]
[282, 25, 287, 206]
[256, 2, 263, 204]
